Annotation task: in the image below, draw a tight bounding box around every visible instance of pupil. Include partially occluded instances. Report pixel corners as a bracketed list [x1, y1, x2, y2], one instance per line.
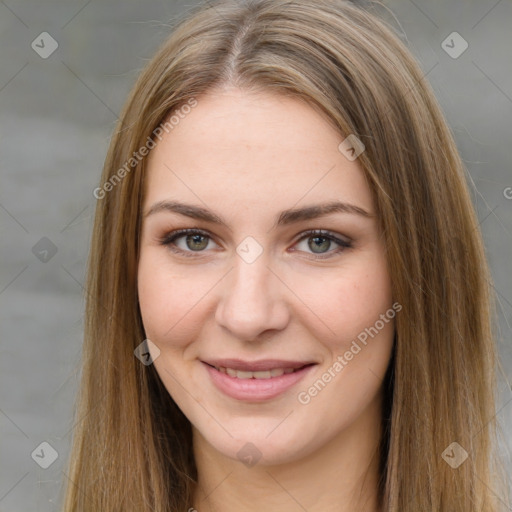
[309, 236, 330, 253]
[187, 234, 208, 251]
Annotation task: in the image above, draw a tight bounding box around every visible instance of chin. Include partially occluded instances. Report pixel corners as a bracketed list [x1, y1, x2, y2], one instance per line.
[193, 417, 329, 468]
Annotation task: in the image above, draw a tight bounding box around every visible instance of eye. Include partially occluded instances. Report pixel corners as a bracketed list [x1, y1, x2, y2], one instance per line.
[292, 229, 352, 259]
[158, 228, 352, 259]
[158, 228, 218, 257]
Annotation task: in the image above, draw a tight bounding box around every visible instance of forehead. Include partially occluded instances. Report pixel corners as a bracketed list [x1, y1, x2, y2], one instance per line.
[144, 87, 373, 215]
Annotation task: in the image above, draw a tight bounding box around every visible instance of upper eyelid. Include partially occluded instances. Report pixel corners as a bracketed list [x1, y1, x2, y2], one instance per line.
[162, 228, 350, 248]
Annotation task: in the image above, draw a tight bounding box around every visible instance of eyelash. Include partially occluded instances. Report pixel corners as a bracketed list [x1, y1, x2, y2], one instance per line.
[157, 228, 352, 260]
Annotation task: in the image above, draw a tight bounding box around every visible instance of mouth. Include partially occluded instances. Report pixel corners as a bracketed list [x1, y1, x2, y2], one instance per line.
[204, 362, 314, 379]
[201, 359, 317, 401]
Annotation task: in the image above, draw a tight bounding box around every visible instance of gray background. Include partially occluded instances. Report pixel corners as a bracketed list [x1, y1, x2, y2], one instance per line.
[0, 0, 511, 510]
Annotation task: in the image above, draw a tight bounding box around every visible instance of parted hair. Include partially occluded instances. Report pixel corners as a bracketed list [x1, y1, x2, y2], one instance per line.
[62, 1, 509, 510]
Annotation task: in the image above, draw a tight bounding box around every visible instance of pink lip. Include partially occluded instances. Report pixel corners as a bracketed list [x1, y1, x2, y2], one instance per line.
[203, 358, 314, 372]
[202, 361, 316, 402]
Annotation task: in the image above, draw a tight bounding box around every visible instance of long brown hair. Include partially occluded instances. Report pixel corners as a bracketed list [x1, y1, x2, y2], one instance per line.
[62, 1, 510, 510]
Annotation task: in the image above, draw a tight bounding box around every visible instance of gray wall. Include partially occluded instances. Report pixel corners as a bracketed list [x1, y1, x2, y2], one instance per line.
[1, 0, 510, 510]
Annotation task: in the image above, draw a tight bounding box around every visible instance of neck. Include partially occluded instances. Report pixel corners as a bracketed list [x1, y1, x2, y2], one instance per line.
[191, 392, 384, 512]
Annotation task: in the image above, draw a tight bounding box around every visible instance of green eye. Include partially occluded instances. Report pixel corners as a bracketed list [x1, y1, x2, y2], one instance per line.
[159, 228, 352, 260]
[294, 229, 352, 258]
[184, 233, 209, 251]
[308, 235, 332, 253]
[159, 229, 214, 256]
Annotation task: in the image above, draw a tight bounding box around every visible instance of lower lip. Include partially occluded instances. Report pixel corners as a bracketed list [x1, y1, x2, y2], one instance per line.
[203, 362, 316, 402]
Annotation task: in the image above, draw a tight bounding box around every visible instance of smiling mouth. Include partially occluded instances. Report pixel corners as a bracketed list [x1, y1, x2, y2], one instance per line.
[202, 360, 317, 401]
[204, 362, 315, 380]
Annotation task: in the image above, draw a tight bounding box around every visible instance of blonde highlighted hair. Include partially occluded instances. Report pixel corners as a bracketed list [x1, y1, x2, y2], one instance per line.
[62, 1, 510, 510]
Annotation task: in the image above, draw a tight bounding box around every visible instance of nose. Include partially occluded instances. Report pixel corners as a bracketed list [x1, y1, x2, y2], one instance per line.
[215, 253, 290, 341]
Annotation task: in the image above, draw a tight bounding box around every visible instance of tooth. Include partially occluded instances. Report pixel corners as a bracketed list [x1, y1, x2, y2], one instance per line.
[219, 366, 298, 378]
[236, 370, 254, 379]
[253, 370, 271, 379]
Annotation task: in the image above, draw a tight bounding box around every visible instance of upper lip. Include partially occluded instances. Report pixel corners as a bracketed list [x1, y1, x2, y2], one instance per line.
[202, 358, 316, 372]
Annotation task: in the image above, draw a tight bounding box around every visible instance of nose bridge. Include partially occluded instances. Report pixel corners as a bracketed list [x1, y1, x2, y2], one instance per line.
[215, 248, 288, 339]
[233, 253, 271, 302]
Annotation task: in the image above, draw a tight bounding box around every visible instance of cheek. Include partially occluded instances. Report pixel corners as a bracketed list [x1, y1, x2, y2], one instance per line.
[137, 249, 205, 346]
[324, 257, 394, 397]
[293, 251, 393, 347]
[293, 256, 394, 430]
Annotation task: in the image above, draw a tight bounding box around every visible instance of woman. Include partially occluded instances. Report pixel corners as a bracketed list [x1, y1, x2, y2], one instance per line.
[62, 1, 510, 510]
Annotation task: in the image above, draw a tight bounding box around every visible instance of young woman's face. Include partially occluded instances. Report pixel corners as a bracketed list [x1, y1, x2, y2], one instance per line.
[138, 87, 395, 465]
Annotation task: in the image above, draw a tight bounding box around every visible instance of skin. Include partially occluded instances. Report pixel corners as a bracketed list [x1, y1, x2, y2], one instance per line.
[137, 87, 395, 512]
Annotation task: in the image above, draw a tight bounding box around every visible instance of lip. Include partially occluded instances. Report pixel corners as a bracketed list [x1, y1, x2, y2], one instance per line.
[202, 360, 317, 402]
[202, 358, 314, 372]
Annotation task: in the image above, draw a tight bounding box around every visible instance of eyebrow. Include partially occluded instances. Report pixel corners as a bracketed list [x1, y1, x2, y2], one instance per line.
[143, 200, 373, 229]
